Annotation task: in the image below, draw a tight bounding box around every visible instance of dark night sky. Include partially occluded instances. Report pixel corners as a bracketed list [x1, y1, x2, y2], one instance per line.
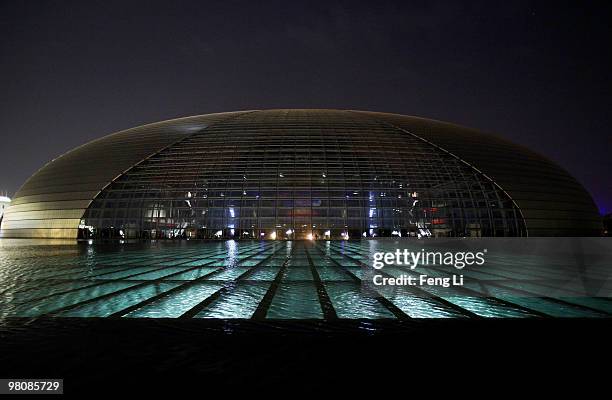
[1, 0, 611, 213]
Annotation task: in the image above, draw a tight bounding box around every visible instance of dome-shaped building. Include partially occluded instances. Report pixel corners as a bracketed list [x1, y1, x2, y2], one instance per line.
[0, 109, 601, 239]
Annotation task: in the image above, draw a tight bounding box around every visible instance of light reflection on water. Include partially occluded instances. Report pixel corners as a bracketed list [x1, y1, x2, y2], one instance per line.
[0, 238, 610, 322]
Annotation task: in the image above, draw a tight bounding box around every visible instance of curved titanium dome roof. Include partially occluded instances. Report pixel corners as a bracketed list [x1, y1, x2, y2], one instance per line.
[0, 109, 601, 238]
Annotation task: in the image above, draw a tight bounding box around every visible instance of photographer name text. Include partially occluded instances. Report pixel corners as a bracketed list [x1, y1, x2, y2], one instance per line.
[370, 249, 488, 288]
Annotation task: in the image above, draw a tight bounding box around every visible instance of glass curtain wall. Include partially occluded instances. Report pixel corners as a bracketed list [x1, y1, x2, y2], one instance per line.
[82, 111, 525, 239]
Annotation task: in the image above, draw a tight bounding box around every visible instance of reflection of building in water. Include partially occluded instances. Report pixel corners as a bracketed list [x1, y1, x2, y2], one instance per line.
[0, 110, 602, 240]
[0, 194, 11, 227]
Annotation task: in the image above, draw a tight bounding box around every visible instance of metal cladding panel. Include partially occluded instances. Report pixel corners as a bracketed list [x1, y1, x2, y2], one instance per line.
[0, 112, 250, 238]
[364, 112, 602, 236]
[1, 228, 80, 239]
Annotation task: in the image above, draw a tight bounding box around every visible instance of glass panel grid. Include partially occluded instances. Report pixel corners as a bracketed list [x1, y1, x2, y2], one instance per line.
[82, 111, 526, 240]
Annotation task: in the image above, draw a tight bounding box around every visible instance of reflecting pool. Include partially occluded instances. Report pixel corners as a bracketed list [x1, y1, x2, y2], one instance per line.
[1, 239, 611, 320]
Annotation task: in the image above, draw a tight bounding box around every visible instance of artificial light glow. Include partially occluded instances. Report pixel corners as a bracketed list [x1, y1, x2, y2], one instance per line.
[270, 231, 277, 240]
[307, 233, 313, 240]
[286, 229, 293, 235]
